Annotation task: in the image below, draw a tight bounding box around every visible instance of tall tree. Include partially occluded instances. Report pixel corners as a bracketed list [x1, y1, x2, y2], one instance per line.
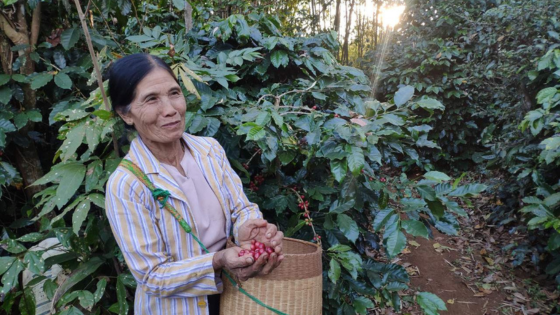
[0, 0, 44, 199]
[342, 0, 355, 64]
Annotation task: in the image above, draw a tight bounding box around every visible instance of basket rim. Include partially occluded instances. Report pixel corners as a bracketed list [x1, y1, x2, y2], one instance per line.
[280, 237, 322, 256]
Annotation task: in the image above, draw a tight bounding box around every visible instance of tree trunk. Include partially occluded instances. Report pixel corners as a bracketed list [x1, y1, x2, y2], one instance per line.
[334, 0, 342, 59]
[0, 1, 45, 201]
[374, 0, 380, 47]
[184, 1, 193, 32]
[342, 0, 355, 64]
[334, 0, 341, 36]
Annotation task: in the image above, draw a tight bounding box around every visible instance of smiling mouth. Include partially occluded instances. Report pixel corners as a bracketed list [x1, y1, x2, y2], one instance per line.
[162, 121, 180, 128]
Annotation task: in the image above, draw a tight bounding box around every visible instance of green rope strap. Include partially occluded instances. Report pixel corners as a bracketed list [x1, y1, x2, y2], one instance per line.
[120, 159, 288, 315]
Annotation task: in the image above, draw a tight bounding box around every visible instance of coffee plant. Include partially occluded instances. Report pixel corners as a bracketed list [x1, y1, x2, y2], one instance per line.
[0, 2, 487, 314]
[368, 0, 560, 288]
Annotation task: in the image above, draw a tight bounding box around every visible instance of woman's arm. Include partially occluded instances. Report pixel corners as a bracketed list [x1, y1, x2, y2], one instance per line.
[105, 169, 221, 298]
[212, 139, 263, 243]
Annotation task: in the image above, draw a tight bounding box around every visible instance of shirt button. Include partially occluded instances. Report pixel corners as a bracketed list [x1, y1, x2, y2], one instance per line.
[198, 300, 207, 308]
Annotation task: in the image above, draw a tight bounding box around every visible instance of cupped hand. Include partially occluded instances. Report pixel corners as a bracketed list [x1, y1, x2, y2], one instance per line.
[212, 246, 282, 281]
[231, 249, 283, 281]
[212, 246, 254, 271]
[238, 219, 284, 255]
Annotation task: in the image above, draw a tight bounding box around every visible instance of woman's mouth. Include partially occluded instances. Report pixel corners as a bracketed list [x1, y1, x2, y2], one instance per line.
[161, 121, 180, 129]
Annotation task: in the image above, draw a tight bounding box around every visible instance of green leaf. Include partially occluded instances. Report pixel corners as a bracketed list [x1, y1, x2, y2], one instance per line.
[94, 278, 107, 303]
[60, 28, 81, 50]
[416, 98, 445, 110]
[43, 279, 57, 300]
[382, 113, 405, 126]
[0, 74, 10, 85]
[329, 199, 355, 214]
[72, 200, 91, 235]
[30, 72, 53, 90]
[255, 112, 271, 126]
[378, 191, 389, 209]
[401, 198, 427, 211]
[4, 239, 26, 253]
[26, 110, 42, 122]
[11, 74, 27, 83]
[543, 192, 560, 208]
[311, 91, 327, 100]
[353, 296, 374, 314]
[448, 184, 486, 197]
[19, 287, 36, 315]
[347, 147, 365, 175]
[417, 185, 436, 201]
[328, 244, 352, 252]
[172, 0, 185, 10]
[116, 274, 129, 315]
[548, 233, 560, 251]
[424, 171, 451, 182]
[179, 68, 201, 99]
[417, 292, 447, 315]
[270, 50, 289, 68]
[0, 257, 16, 277]
[77, 290, 95, 309]
[394, 85, 415, 106]
[52, 257, 104, 307]
[385, 230, 406, 257]
[24, 251, 45, 275]
[278, 150, 296, 165]
[0, 86, 12, 104]
[426, 199, 445, 219]
[536, 87, 557, 104]
[402, 220, 429, 239]
[0, 259, 24, 295]
[92, 110, 113, 120]
[337, 213, 359, 243]
[54, 72, 72, 89]
[14, 113, 29, 130]
[373, 209, 394, 232]
[246, 126, 266, 141]
[17, 232, 45, 243]
[330, 159, 347, 183]
[328, 259, 341, 283]
[53, 162, 85, 209]
[59, 306, 84, 315]
[60, 122, 86, 161]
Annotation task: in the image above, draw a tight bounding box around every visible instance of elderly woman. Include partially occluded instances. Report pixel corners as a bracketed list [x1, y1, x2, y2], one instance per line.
[104, 53, 284, 315]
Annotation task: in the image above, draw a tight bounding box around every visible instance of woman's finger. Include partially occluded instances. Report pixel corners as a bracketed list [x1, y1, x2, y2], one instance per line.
[265, 223, 278, 239]
[228, 254, 254, 269]
[274, 244, 283, 255]
[250, 252, 268, 273]
[270, 231, 284, 247]
[260, 253, 278, 275]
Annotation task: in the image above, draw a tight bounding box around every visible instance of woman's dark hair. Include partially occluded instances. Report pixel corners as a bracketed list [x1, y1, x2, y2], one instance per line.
[107, 54, 178, 115]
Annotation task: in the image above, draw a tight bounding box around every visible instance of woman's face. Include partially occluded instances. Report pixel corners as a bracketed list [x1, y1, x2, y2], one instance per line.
[119, 68, 186, 145]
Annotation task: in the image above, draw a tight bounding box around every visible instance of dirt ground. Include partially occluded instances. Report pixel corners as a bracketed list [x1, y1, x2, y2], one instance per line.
[401, 230, 507, 314]
[387, 195, 559, 315]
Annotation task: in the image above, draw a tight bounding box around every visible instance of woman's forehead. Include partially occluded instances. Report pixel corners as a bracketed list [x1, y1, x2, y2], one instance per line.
[135, 69, 179, 95]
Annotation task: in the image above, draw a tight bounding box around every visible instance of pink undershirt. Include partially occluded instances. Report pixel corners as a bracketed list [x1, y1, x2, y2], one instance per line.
[160, 146, 227, 253]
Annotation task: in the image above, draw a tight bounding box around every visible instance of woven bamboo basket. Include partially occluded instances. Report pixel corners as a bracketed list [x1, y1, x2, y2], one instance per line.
[219, 237, 322, 315]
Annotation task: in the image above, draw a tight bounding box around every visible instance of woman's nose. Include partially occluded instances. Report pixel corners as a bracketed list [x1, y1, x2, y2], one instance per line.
[160, 98, 178, 116]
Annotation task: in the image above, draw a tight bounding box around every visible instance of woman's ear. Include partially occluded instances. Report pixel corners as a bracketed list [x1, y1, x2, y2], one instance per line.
[117, 110, 134, 126]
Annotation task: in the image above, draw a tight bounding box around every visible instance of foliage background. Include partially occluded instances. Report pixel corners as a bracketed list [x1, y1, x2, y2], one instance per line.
[0, 0, 558, 314]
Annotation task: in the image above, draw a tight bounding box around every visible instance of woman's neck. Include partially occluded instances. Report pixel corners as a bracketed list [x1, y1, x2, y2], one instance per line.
[142, 137, 185, 170]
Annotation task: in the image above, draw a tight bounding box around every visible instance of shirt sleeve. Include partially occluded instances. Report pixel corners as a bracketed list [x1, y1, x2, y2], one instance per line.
[212, 139, 263, 243]
[105, 169, 222, 298]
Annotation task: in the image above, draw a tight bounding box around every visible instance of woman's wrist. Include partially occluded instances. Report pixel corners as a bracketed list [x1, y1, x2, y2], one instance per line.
[212, 250, 224, 270]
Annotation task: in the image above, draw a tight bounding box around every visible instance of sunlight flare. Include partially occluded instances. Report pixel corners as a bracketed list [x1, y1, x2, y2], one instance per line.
[381, 5, 406, 29]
